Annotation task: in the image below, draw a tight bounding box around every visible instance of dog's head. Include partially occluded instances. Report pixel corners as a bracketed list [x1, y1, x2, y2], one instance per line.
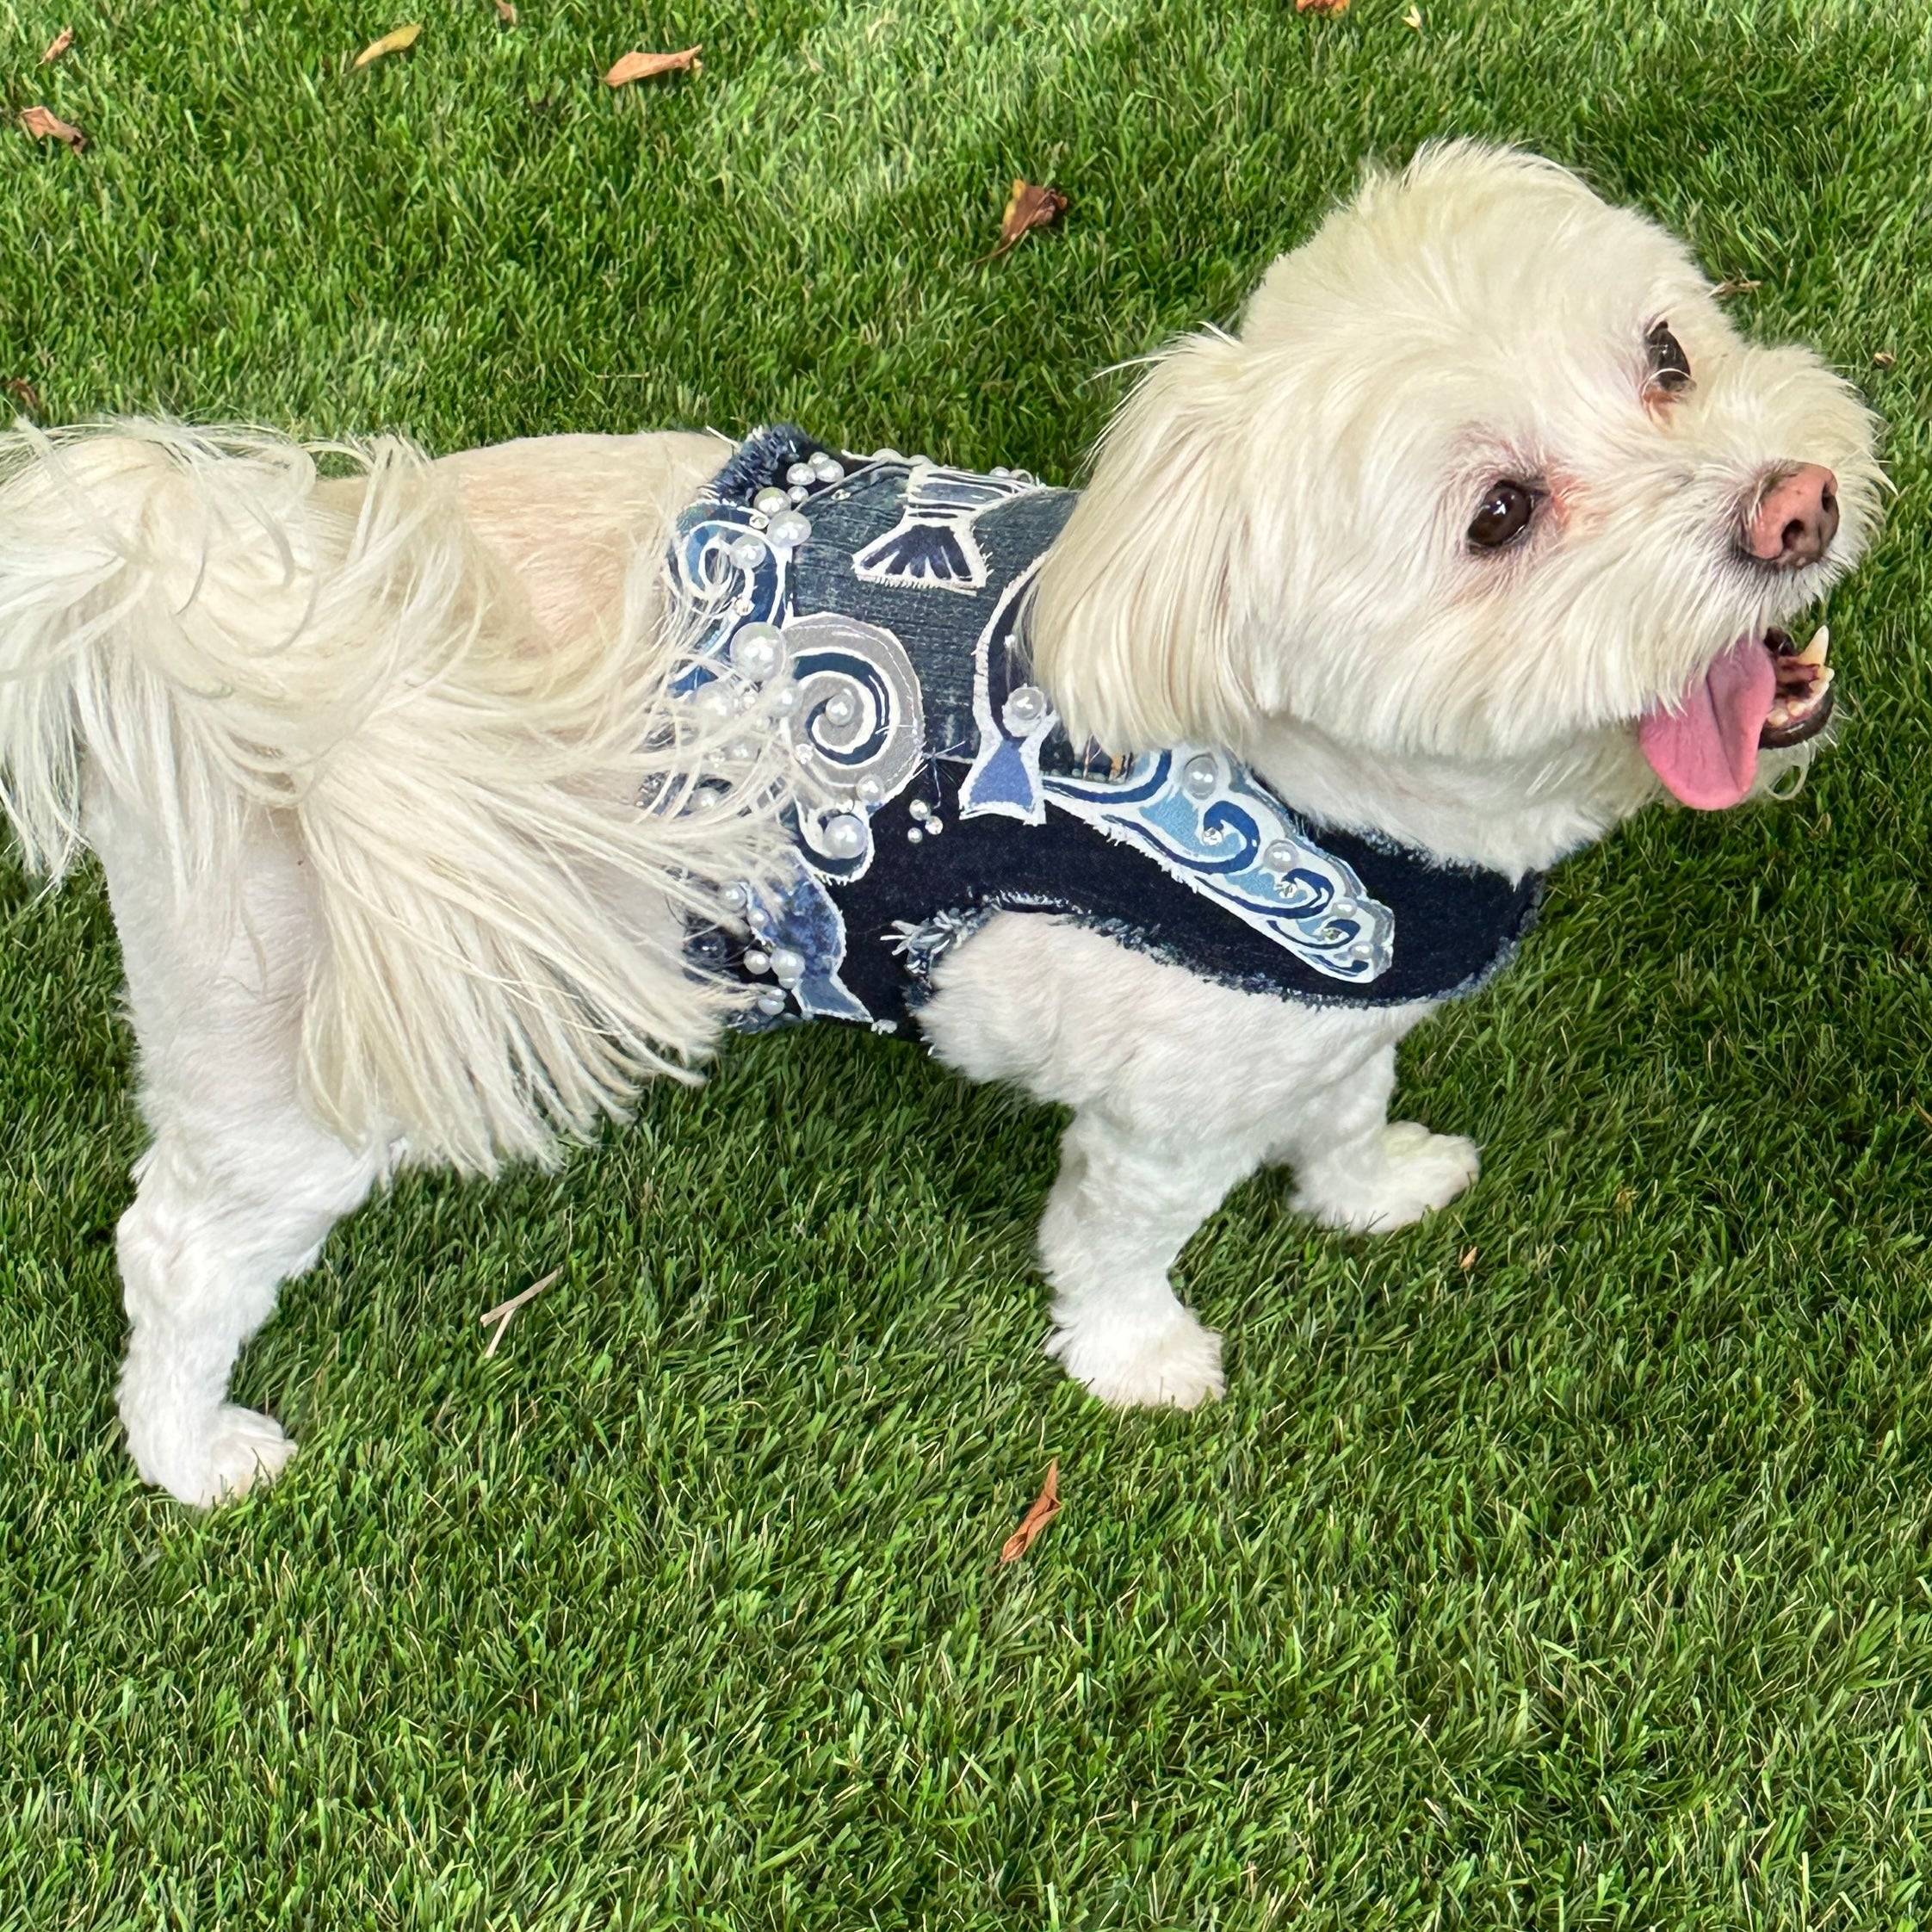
[1031, 142, 1881, 827]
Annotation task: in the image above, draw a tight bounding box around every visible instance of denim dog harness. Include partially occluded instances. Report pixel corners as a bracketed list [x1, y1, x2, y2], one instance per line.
[670, 426, 1541, 1033]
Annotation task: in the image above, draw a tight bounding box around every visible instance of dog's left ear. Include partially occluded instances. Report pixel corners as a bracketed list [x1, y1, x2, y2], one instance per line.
[1028, 329, 1260, 754]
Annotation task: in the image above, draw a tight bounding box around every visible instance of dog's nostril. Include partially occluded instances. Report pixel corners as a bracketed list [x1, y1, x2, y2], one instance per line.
[1783, 517, 1807, 551]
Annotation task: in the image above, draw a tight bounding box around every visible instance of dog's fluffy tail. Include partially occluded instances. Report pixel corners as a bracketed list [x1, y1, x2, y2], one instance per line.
[0, 418, 785, 1174]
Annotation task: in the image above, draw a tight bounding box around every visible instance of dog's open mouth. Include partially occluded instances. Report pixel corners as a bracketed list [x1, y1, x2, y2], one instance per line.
[1637, 625, 1835, 810]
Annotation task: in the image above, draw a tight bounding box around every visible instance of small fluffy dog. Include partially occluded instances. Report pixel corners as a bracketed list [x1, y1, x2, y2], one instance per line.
[0, 144, 1879, 1505]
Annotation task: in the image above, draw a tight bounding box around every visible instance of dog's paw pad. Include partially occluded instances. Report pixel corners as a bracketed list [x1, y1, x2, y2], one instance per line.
[1049, 1313, 1225, 1411]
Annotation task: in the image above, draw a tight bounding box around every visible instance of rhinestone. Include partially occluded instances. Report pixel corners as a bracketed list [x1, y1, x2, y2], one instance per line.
[908, 799, 931, 821]
[1181, 754, 1219, 800]
[1002, 684, 1049, 733]
[926, 817, 944, 835]
[907, 827, 924, 845]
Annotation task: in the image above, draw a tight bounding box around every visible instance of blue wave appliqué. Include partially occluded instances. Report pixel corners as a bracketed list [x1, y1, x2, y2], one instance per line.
[1040, 751, 1395, 982]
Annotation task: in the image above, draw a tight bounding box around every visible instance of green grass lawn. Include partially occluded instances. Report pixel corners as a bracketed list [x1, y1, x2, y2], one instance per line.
[4, 0, 1932, 1924]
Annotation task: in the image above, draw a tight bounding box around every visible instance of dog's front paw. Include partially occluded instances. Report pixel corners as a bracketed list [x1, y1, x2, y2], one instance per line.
[127, 1404, 295, 1508]
[1048, 1310, 1225, 1411]
[1292, 1121, 1479, 1235]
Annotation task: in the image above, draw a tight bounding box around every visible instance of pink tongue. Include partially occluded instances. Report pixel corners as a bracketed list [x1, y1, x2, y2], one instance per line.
[1637, 636, 1775, 810]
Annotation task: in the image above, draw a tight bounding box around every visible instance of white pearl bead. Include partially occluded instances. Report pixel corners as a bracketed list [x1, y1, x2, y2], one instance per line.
[823, 691, 857, 726]
[785, 461, 814, 486]
[856, 776, 883, 802]
[768, 683, 800, 715]
[926, 817, 944, 835]
[753, 486, 790, 517]
[728, 534, 765, 569]
[726, 740, 755, 763]
[765, 509, 812, 549]
[693, 681, 736, 721]
[907, 827, 924, 845]
[721, 882, 748, 911]
[788, 485, 809, 505]
[821, 814, 866, 858]
[1181, 754, 1219, 800]
[1263, 839, 1298, 872]
[907, 798, 931, 821]
[795, 742, 816, 765]
[1002, 684, 1049, 732]
[743, 948, 771, 975]
[730, 622, 785, 681]
[756, 990, 786, 1017]
[770, 947, 804, 985]
[810, 451, 844, 482]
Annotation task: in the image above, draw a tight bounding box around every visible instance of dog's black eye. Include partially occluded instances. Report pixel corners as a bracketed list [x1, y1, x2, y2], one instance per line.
[1467, 480, 1537, 550]
[1647, 320, 1691, 392]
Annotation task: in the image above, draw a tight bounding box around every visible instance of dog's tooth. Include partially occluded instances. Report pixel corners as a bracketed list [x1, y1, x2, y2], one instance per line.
[1768, 701, 1791, 728]
[1797, 624, 1830, 666]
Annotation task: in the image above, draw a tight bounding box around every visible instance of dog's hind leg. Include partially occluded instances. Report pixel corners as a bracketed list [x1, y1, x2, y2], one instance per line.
[90, 787, 386, 1506]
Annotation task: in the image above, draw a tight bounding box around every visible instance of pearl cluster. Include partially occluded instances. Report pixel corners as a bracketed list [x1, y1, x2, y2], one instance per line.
[906, 796, 944, 845]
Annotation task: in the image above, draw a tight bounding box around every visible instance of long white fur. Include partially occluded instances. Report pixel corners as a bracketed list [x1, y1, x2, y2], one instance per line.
[0, 421, 792, 1175]
[0, 143, 1885, 1503]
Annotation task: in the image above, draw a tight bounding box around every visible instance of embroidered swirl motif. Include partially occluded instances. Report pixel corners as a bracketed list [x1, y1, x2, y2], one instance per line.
[1038, 750, 1396, 982]
[665, 448, 927, 1026]
[782, 611, 926, 880]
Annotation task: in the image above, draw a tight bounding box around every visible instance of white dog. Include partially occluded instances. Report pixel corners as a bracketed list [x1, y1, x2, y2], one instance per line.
[0, 144, 1879, 1505]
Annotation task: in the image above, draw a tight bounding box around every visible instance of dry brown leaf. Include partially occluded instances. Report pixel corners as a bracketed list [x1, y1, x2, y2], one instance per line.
[999, 1460, 1060, 1564]
[353, 23, 421, 68]
[986, 178, 1068, 262]
[494, 0, 517, 21]
[1459, 1246, 1477, 1271]
[40, 25, 75, 63]
[20, 105, 84, 150]
[3, 377, 41, 414]
[1873, 350, 1897, 369]
[1711, 277, 1762, 297]
[604, 46, 702, 88]
[1296, 0, 1349, 14]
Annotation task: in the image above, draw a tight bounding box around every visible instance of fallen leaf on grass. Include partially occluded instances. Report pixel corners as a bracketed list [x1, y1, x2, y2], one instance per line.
[1296, 0, 1349, 14]
[40, 25, 75, 63]
[1711, 277, 1762, 297]
[1873, 350, 1897, 369]
[604, 46, 702, 88]
[494, 0, 517, 21]
[1459, 1246, 1477, 1271]
[1402, 4, 1422, 26]
[1000, 1460, 1060, 1563]
[985, 178, 1068, 261]
[354, 23, 421, 68]
[3, 377, 41, 414]
[19, 105, 84, 150]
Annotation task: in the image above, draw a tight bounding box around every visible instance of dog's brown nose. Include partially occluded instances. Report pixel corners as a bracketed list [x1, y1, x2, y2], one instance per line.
[1744, 463, 1839, 568]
